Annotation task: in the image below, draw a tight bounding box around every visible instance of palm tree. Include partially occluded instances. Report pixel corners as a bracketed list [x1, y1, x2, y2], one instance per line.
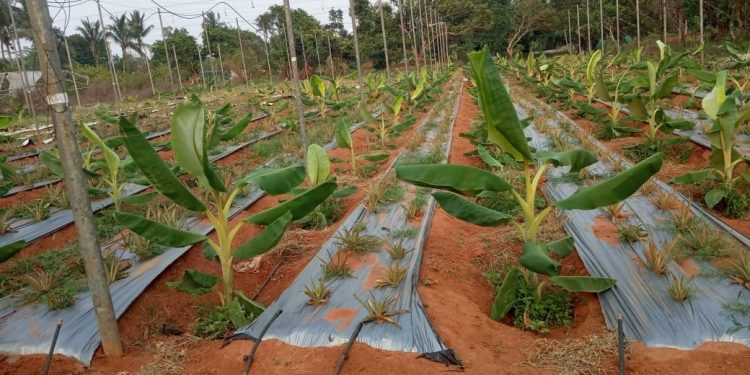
[77, 18, 104, 67]
[127, 10, 153, 70]
[107, 14, 133, 73]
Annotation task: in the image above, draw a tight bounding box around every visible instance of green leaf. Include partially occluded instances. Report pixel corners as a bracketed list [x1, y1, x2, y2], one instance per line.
[671, 169, 712, 185]
[433, 191, 511, 226]
[549, 276, 616, 292]
[40, 150, 64, 178]
[235, 290, 265, 318]
[555, 153, 663, 210]
[226, 300, 250, 328]
[547, 237, 575, 258]
[491, 267, 522, 321]
[332, 185, 358, 198]
[705, 188, 727, 208]
[519, 241, 560, 276]
[220, 113, 253, 141]
[307, 144, 330, 186]
[167, 269, 219, 295]
[0, 240, 26, 263]
[477, 145, 503, 168]
[536, 150, 597, 173]
[234, 211, 292, 259]
[114, 211, 206, 247]
[391, 115, 416, 132]
[595, 73, 611, 101]
[121, 192, 158, 205]
[335, 120, 352, 149]
[0, 116, 14, 129]
[586, 50, 602, 85]
[236, 165, 305, 195]
[171, 101, 207, 180]
[654, 73, 679, 100]
[702, 71, 727, 120]
[468, 47, 533, 161]
[119, 116, 205, 211]
[363, 153, 389, 162]
[82, 123, 120, 176]
[396, 164, 512, 196]
[244, 181, 337, 225]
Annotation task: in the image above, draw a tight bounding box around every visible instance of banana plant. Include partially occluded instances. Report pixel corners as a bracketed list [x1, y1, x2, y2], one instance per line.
[203, 100, 255, 149]
[302, 75, 332, 118]
[114, 101, 337, 309]
[672, 71, 750, 214]
[81, 124, 126, 210]
[365, 73, 386, 95]
[335, 120, 357, 172]
[396, 47, 663, 321]
[584, 50, 607, 103]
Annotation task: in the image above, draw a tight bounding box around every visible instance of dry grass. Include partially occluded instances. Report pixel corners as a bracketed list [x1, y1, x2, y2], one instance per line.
[524, 331, 621, 375]
[138, 337, 200, 375]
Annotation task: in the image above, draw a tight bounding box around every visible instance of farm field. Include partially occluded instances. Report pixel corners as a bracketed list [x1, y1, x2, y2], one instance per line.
[2, 1, 750, 374]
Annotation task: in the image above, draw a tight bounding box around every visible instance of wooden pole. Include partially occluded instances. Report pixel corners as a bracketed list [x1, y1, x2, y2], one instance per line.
[216, 43, 226, 86]
[348, 0, 365, 102]
[326, 32, 335, 77]
[409, 0, 419, 72]
[418, 0, 426, 66]
[599, 0, 604, 52]
[262, 29, 273, 82]
[662, 0, 667, 42]
[157, 9, 175, 93]
[313, 30, 322, 73]
[398, 0, 409, 76]
[95, 0, 121, 112]
[283, 0, 309, 162]
[298, 27, 309, 77]
[636, 0, 641, 48]
[143, 46, 156, 96]
[586, 0, 592, 52]
[700, 0, 704, 63]
[198, 48, 206, 86]
[615, 0, 620, 52]
[172, 45, 183, 91]
[236, 18, 249, 86]
[63, 37, 81, 107]
[577, 5, 582, 54]
[379, 0, 391, 82]
[568, 10, 573, 54]
[26, 0, 123, 357]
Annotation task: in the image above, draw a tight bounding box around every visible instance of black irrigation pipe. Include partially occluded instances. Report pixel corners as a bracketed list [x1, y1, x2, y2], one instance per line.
[242, 309, 283, 374]
[249, 258, 285, 301]
[42, 319, 63, 375]
[332, 320, 365, 375]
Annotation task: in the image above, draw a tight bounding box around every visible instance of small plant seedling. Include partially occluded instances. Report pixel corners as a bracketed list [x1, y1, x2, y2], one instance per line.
[333, 222, 381, 254]
[671, 205, 695, 233]
[618, 224, 648, 242]
[604, 202, 629, 224]
[44, 185, 69, 209]
[105, 253, 131, 283]
[16, 199, 51, 222]
[19, 267, 75, 310]
[304, 278, 332, 305]
[642, 237, 677, 275]
[668, 275, 694, 302]
[729, 252, 750, 290]
[677, 222, 732, 260]
[0, 208, 11, 234]
[652, 190, 678, 211]
[354, 291, 408, 327]
[385, 239, 412, 260]
[639, 180, 658, 196]
[389, 226, 418, 239]
[365, 174, 405, 212]
[319, 251, 352, 281]
[374, 263, 407, 288]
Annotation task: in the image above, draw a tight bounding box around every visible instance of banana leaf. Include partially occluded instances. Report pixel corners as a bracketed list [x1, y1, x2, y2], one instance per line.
[236, 165, 306, 195]
[396, 164, 512, 196]
[432, 191, 511, 226]
[114, 211, 206, 246]
[234, 212, 293, 259]
[244, 180, 337, 225]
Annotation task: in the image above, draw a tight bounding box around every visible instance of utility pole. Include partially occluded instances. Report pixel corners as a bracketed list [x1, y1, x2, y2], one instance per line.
[157, 9, 175, 93]
[236, 19, 249, 86]
[95, 0, 122, 112]
[379, 0, 391, 82]
[636, 0, 641, 48]
[283, 0, 309, 162]
[586, 0, 591, 52]
[398, 0, 409, 76]
[25, 0, 123, 357]
[348, 0, 365, 102]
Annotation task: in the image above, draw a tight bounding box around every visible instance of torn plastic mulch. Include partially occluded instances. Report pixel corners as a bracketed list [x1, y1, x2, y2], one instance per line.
[514, 96, 750, 349]
[230, 79, 463, 367]
[0, 119, 347, 366]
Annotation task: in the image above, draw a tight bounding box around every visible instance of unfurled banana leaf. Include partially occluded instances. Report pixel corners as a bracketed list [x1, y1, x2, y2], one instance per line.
[555, 153, 663, 210]
[114, 211, 206, 246]
[335, 121, 352, 150]
[234, 212, 293, 259]
[396, 164, 512, 196]
[82, 123, 119, 176]
[433, 191, 511, 226]
[172, 101, 225, 192]
[306, 144, 330, 185]
[244, 180, 337, 225]
[236, 165, 305, 195]
[119, 116, 205, 211]
[549, 276, 616, 292]
[702, 71, 726, 120]
[468, 47, 533, 161]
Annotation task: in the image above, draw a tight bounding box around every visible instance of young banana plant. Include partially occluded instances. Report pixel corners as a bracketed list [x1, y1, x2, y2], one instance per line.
[584, 50, 606, 103]
[302, 75, 330, 118]
[396, 48, 663, 321]
[672, 71, 750, 214]
[381, 95, 404, 149]
[81, 124, 126, 210]
[114, 101, 337, 309]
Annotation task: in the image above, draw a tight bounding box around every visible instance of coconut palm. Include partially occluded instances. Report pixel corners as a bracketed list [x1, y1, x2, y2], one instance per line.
[107, 14, 133, 73]
[77, 18, 104, 67]
[127, 10, 153, 70]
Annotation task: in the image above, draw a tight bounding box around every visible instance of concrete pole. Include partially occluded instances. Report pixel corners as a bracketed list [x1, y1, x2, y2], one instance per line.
[700, 0, 704, 64]
[568, 10, 573, 54]
[313, 30, 322, 73]
[348, 0, 365, 102]
[599, 0, 604, 52]
[615, 0, 620, 52]
[157, 9, 175, 93]
[143, 46, 156, 96]
[96, 0, 122, 112]
[236, 18, 249, 86]
[662, 0, 667, 42]
[63, 37, 81, 107]
[418, 0, 426, 66]
[577, 5, 582, 54]
[283, 0, 309, 162]
[409, 0, 419, 72]
[216, 43, 226, 86]
[198, 48, 206, 86]
[326, 32, 335, 77]
[379, 0, 391, 82]
[636, 0, 641, 48]
[25, 0, 123, 357]
[298, 28, 309, 77]
[398, 0, 409, 76]
[172, 45, 183, 90]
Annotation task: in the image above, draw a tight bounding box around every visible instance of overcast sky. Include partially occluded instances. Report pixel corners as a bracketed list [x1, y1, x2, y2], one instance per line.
[51, 0, 351, 53]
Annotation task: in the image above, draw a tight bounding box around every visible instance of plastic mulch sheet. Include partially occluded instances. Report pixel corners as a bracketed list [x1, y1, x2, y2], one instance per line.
[515, 98, 750, 349]
[0, 119, 340, 365]
[231, 81, 463, 366]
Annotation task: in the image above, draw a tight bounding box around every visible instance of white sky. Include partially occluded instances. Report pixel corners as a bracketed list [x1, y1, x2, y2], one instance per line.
[50, 0, 352, 53]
